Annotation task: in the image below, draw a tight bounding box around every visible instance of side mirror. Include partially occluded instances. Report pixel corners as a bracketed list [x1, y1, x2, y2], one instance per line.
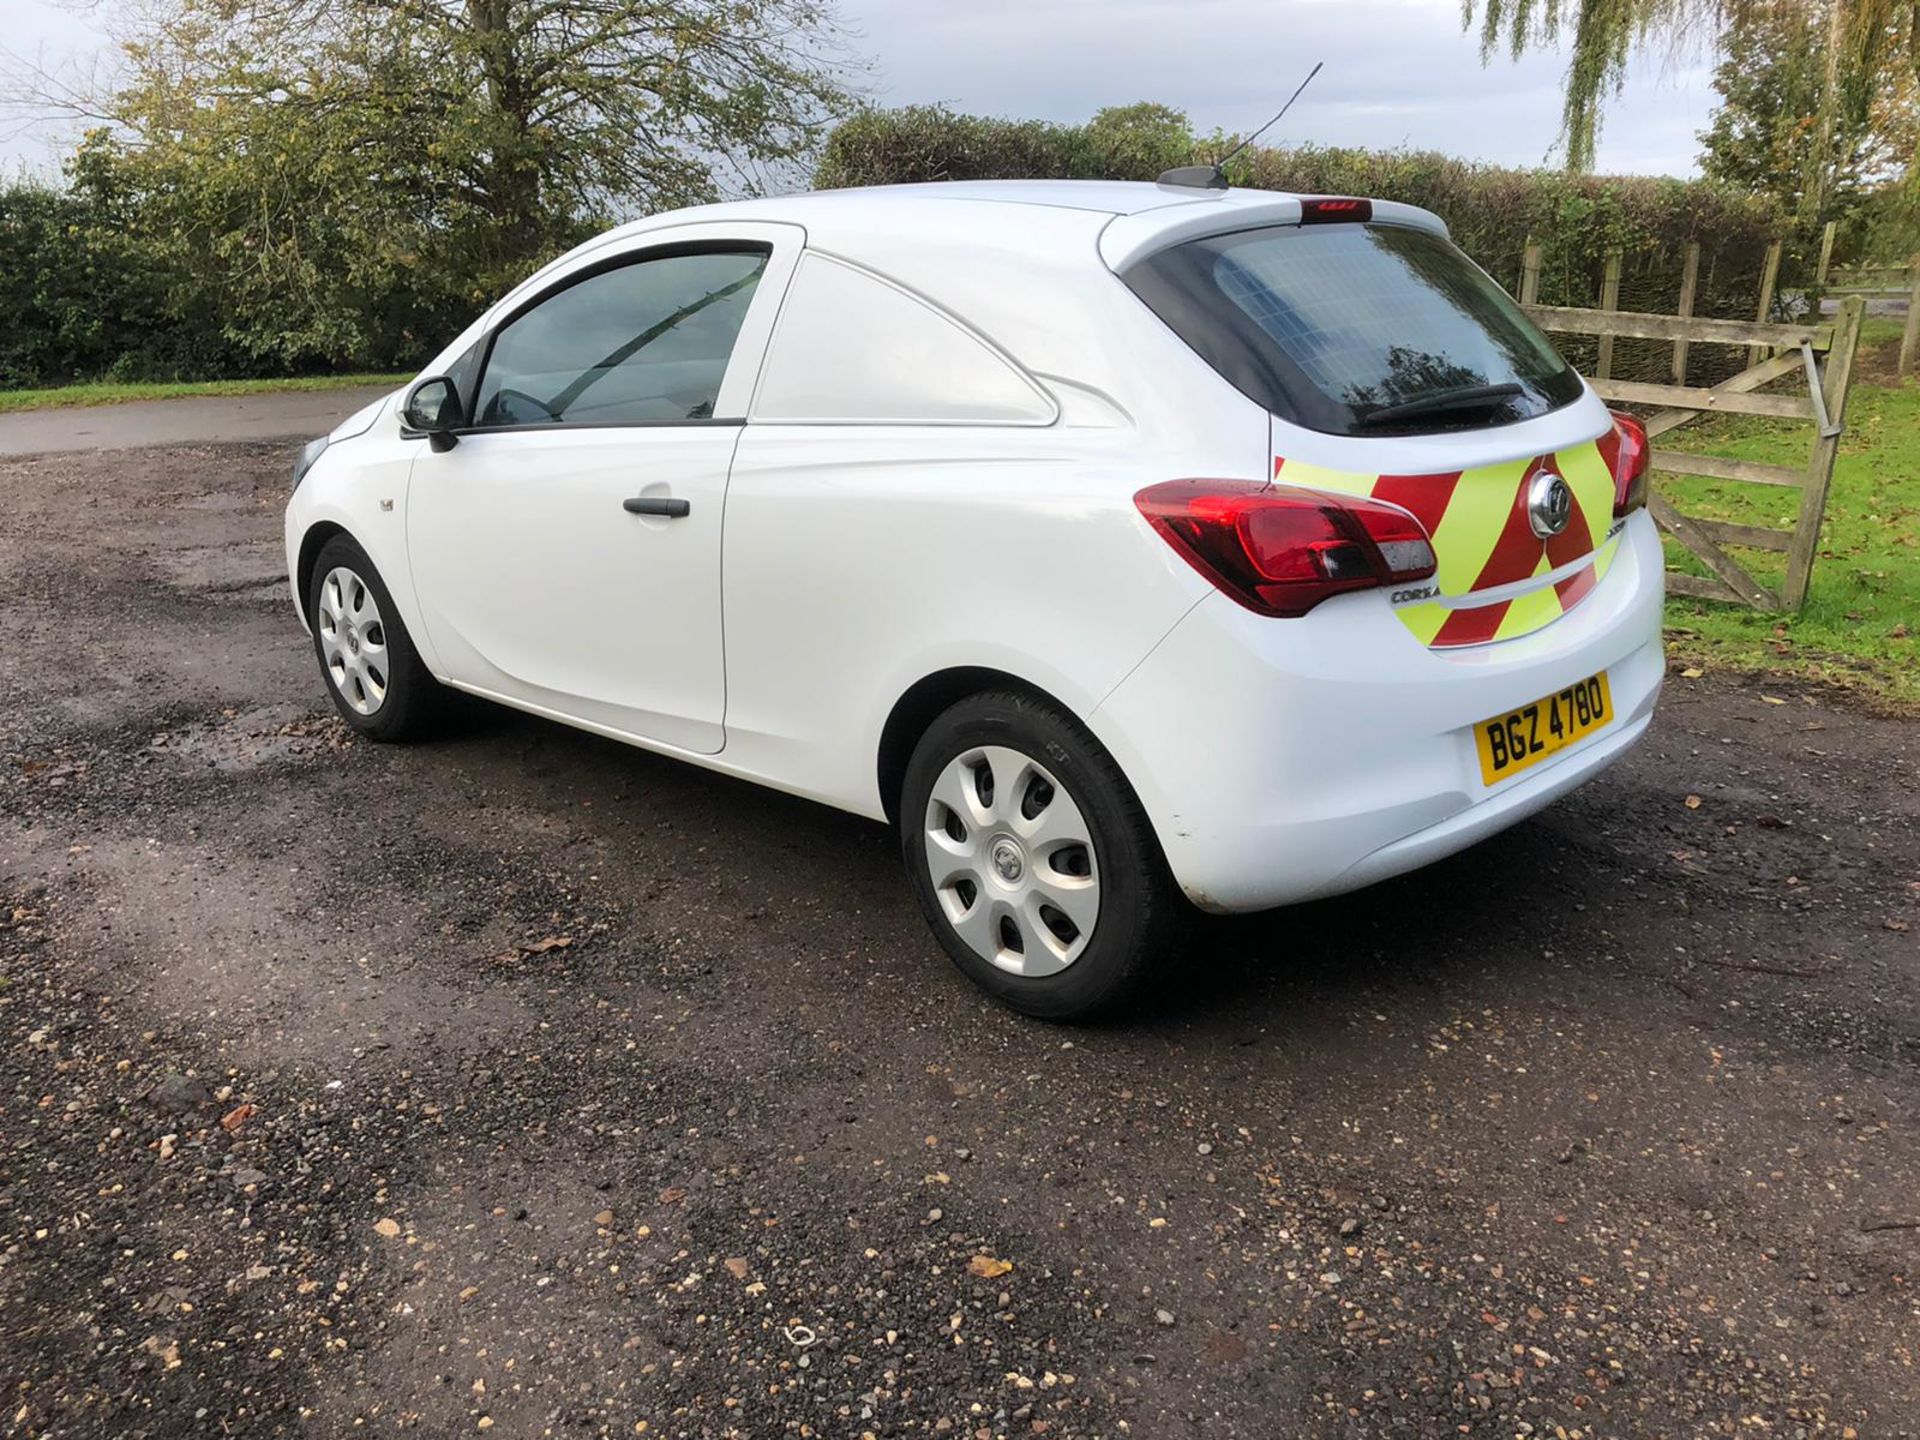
[402, 376, 464, 451]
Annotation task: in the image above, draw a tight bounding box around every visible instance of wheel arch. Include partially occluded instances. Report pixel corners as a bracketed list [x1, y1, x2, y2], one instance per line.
[875, 666, 1089, 828]
[294, 520, 350, 627]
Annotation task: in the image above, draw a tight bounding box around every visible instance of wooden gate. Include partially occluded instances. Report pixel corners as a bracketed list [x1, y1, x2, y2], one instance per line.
[1520, 295, 1866, 612]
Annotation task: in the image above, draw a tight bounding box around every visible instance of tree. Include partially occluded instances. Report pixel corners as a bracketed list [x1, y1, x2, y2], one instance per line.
[36, 0, 856, 372]
[1080, 102, 1195, 177]
[1699, 0, 1919, 221]
[1463, 1, 1920, 180]
[0, 167, 183, 385]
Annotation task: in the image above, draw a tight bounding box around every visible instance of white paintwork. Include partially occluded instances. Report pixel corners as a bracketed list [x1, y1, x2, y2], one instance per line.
[1095, 191, 1447, 271]
[408, 425, 739, 753]
[287, 179, 1663, 915]
[1088, 511, 1666, 911]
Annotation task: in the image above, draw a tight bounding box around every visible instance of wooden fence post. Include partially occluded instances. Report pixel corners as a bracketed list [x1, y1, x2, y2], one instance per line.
[1901, 252, 1920, 379]
[1816, 221, 1837, 288]
[1673, 242, 1701, 385]
[1748, 239, 1782, 367]
[1519, 240, 1542, 306]
[1783, 296, 1864, 612]
[1595, 251, 1622, 381]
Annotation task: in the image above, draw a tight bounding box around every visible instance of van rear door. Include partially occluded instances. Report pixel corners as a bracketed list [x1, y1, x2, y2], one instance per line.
[1123, 217, 1626, 647]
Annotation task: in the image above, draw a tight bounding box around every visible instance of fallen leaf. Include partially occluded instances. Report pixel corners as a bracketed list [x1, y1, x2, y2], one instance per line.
[1887, 919, 1911, 933]
[967, 1255, 1014, 1280]
[487, 935, 576, 964]
[1680, 666, 1704, 679]
[1761, 695, 1787, 705]
[220, 1103, 257, 1133]
[658, 1186, 686, 1205]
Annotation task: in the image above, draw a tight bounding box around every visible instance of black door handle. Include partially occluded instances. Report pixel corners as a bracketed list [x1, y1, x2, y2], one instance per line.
[623, 495, 690, 518]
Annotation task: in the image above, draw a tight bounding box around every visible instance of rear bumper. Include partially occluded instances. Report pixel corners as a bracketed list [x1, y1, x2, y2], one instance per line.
[1088, 511, 1665, 913]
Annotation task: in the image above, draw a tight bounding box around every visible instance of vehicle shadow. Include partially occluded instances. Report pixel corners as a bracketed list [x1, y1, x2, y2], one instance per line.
[426, 697, 1600, 1037]
[1166, 831, 1568, 1019]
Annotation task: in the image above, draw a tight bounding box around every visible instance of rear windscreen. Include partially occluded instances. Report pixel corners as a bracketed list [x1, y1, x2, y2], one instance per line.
[1124, 222, 1584, 437]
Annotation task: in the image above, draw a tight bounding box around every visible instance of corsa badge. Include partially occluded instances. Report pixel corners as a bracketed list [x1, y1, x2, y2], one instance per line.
[1526, 467, 1573, 540]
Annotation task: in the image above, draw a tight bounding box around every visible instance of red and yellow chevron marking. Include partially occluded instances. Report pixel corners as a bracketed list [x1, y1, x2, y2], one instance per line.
[1274, 435, 1617, 648]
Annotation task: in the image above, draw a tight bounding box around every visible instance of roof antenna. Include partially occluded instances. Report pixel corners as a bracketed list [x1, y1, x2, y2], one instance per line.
[1157, 61, 1325, 190]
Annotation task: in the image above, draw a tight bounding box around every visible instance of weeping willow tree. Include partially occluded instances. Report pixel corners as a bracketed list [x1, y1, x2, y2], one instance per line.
[1464, 0, 1920, 196]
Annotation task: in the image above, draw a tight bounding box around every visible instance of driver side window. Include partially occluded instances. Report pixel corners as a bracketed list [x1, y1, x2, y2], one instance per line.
[473, 247, 769, 428]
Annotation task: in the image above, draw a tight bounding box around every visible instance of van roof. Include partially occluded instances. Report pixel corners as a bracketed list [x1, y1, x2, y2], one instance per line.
[642, 179, 1310, 221]
[599, 181, 1449, 272]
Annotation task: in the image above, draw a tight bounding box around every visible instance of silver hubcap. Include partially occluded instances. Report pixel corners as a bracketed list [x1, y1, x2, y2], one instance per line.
[316, 566, 388, 716]
[924, 745, 1100, 977]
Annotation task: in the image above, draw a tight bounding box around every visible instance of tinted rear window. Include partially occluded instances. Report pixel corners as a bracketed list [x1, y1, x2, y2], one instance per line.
[1124, 222, 1583, 436]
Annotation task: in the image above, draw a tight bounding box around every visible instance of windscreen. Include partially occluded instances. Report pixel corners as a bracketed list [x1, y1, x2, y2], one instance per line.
[1124, 222, 1584, 437]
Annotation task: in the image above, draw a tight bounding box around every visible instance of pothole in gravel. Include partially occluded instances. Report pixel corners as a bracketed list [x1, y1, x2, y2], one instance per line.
[149, 703, 351, 770]
[150, 541, 286, 595]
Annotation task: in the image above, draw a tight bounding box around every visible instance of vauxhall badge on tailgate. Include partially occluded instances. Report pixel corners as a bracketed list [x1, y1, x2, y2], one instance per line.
[1526, 466, 1574, 540]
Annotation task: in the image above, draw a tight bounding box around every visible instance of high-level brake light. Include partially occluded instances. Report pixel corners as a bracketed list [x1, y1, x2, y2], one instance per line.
[1299, 197, 1373, 224]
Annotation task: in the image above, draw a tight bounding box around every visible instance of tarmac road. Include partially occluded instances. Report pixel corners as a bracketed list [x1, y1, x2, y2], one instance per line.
[0, 385, 393, 456]
[1, 439, 1917, 1438]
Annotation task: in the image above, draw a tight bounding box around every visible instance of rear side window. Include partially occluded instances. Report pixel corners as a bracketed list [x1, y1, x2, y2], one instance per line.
[752, 254, 1055, 425]
[1124, 223, 1582, 436]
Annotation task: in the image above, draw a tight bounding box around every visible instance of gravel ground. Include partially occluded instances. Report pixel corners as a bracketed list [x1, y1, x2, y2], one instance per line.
[2, 442, 1917, 1440]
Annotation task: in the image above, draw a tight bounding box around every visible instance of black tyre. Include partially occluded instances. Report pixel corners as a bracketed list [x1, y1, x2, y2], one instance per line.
[307, 533, 444, 741]
[900, 690, 1186, 1019]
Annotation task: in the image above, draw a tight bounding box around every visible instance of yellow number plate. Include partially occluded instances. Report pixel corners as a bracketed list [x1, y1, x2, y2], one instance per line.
[1475, 672, 1613, 786]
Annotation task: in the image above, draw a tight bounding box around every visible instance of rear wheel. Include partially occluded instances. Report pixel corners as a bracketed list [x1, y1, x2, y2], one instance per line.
[900, 691, 1184, 1019]
[307, 534, 443, 741]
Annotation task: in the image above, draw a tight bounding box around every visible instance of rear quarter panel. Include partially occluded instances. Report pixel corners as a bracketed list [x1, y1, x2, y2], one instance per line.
[718, 227, 1272, 819]
[718, 425, 1227, 819]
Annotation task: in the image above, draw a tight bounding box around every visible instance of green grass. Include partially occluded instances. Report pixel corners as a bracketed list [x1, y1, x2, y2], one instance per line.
[0, 373, 409, 414]
[1655, 321, 1919, 705]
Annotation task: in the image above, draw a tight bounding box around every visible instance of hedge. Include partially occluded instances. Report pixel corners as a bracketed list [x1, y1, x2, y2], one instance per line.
[816, 105, 1803, 385]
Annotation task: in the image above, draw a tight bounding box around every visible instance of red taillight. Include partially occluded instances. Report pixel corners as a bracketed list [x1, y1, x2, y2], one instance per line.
[1602, 410, 1650, 517]
[1135, 480, 1437, 618]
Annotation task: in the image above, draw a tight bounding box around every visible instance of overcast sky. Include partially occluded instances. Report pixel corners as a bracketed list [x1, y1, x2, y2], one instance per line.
[2, 0, 1721, 180]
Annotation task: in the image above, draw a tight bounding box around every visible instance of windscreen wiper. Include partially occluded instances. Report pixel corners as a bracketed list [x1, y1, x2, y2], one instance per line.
[1354, 382, 1526, 428]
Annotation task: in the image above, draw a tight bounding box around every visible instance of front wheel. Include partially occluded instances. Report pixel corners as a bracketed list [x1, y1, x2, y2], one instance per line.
[307, 534, 444, 741]
[900, 691, 1185, 1020]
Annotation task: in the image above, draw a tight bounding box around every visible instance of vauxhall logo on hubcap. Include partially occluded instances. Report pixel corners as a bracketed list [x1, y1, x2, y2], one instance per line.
[989, 837, 1025, 884]
[1526, 467, 1574, 541]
